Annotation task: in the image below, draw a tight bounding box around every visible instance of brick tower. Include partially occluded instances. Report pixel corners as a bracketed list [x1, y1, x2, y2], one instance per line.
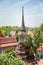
[16, 6, 26, 60]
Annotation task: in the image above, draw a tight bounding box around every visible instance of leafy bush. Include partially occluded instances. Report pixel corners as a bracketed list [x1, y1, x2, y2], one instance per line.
[0, 49, 26, 65]
[24, 35, 37, 55]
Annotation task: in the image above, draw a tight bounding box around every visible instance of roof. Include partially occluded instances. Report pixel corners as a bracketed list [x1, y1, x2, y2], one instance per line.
[0, 37, 17, 44]
[0, 37, 18, 48]
[37, 44, 43, 51]
[0, 43, 18, 48]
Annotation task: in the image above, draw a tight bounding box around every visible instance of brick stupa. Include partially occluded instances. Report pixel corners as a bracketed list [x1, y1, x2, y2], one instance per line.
[16, 6, 26, 60]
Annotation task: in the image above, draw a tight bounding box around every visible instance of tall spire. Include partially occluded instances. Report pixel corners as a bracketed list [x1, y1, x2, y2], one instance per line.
[22, 6, 25, 31]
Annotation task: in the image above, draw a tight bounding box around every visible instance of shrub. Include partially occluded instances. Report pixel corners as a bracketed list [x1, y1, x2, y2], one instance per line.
[0, 49, 26, 65]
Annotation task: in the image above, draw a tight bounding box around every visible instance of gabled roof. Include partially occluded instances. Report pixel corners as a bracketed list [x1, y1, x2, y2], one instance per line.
[0, 37, 17, 44]
[0, 37, 18, 48]
[0, 43, 18, 48]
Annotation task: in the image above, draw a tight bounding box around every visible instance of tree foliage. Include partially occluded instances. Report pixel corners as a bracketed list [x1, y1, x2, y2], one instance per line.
[25, 35, 37, 55]
[0, 26, 20, 37]
[0, 49, 26, 65]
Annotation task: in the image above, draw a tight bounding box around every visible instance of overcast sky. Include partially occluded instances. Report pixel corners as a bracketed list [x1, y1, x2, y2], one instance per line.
[0, 0, 43, 27]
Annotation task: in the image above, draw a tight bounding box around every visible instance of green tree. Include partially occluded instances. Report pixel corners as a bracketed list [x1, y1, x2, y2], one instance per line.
[25, 35, 37, 55]
[15, 33, 19, 42]
[33, 28, 40, 47]
[40, 23, 43, 31]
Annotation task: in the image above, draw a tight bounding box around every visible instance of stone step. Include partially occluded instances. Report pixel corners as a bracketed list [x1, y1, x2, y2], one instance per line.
[17, 55, 26, 60]
[16, 48, 25, 51]
[16, 50, 25, 53]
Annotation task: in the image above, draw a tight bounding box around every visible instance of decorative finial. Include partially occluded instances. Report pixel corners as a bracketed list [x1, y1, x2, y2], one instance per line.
[21, 6, 25, 32]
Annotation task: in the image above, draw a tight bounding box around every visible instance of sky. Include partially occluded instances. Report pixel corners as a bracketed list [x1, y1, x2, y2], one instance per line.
[0, 0, 43, 27]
